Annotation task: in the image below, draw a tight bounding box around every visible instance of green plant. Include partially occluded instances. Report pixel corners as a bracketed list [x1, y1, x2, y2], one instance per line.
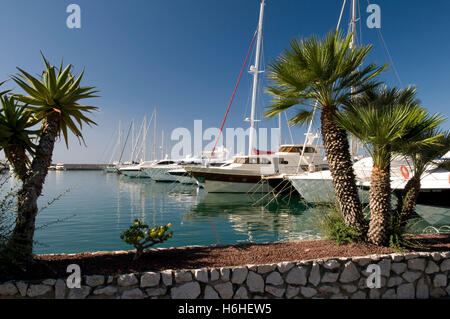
[389, 213, 425, 251]
[336, 86, 444, 246]
[310, 203, 361, 245]
[0, 94, 40, 180]
[120, 219, 173, 260]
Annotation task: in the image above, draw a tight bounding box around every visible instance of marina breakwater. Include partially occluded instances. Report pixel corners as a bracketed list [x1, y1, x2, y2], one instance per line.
[1, 250, 449, 299]
[52, 164, 109, 170]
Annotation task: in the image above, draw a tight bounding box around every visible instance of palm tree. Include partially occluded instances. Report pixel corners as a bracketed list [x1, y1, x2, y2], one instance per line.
[394, 130, 450, 230]
[5, 54, 99, 262]
[265, 30, 388, 237]
[336, 87, 444, 245]
[0, 94, 40, 181]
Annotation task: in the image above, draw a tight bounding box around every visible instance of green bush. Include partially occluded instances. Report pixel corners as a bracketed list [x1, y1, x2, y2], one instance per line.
[310, 204, 361, 245]
[120, 219, 173, 260]
[389, 209, 424, 251]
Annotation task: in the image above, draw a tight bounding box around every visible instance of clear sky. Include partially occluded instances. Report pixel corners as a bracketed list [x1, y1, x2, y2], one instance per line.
[0, 0, 449, 163]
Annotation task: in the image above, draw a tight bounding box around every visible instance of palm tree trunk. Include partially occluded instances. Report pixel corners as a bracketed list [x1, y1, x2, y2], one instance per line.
[6, 113, 60, 263]
[4, 146, 29, 181]
[367, 165, 391, 246]
[321, 106, 368, 237]
[398, 176, 421, 227]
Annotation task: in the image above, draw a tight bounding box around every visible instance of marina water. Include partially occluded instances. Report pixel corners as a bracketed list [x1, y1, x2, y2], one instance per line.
[3, 171, 438, 254]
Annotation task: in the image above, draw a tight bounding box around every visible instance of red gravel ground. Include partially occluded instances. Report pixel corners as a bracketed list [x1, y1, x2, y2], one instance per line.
[2, 235, 449, 282]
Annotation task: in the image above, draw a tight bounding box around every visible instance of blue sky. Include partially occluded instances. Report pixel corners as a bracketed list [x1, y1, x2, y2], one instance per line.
[0, 0, 449, 163]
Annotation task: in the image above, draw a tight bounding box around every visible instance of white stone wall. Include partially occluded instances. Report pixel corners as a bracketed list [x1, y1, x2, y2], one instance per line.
[1, 251, 449, 299]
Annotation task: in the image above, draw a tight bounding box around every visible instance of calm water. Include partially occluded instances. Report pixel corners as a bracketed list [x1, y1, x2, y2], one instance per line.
[2, 171, 440, 254]
[11, 171, 321, 254]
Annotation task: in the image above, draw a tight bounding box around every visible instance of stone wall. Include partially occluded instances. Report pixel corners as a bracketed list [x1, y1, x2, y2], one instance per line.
[1, 251, 449, 299]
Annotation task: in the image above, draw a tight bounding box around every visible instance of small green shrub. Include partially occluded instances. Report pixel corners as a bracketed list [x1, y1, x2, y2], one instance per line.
[389, 211, 424, 251]
[310, 204, 361, 245]
[120, 219, 173, 260]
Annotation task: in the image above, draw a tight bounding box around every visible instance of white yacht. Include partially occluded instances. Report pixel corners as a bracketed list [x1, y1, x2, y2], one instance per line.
[141, 160, 179, 181]
[289, 154, 450, 206]
[119, 161, 154, 178]
[186, 144, 328, 193]
[287, 156, 412, 204]
[168, 157, 230, 185]
[167, 168, 197, 184]
[55, 163, 66, 171]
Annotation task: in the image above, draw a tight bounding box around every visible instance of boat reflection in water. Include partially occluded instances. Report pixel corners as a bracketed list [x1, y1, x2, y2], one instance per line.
[118, 175, 200, 222]
[185, 193, 320, 244]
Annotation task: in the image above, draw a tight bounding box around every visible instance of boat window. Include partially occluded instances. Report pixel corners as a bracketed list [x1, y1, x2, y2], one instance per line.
[279, 158, 289, 165]
[234, 157, 249, 164]
[249, 158, 259, 164]
[278, 146, 317, 153]
[303, 147, 316, 153]
[260, 158, 271, 164]
[158, 161, 175, 165]
[278, 146, 303, 153]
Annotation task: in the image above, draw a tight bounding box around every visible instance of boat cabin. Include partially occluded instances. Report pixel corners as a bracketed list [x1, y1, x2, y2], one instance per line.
[233, 156, 272, 165]
[277, 145, 320, 154]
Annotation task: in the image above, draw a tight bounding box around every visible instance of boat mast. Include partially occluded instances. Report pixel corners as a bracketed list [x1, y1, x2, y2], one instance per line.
[161, 129, 165, 159]
[154, 108, 157, 161]
[130, 119, 135, 163]
[118, 120, 122, 164]
[349, 0, 358, 158]
[248, 0, 265, 156]
[143, 115, 147, 162]
[278, 114, 282, 147]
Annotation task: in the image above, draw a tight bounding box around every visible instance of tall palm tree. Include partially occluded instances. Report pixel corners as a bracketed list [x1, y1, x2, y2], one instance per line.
[394, 130, 450, 229]
[5, 54, 99, 262]
[336, 87, 444, 245]
[265, 30, 388, 237]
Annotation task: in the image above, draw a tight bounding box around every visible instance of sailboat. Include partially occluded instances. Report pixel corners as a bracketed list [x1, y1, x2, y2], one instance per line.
[104, 121, 123, 173]
[185, 0, 328, 193]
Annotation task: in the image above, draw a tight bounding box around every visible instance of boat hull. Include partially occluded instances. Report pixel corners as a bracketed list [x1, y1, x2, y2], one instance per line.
[186, 168, 272, 193]
[120, 170, 148, 178]
[289, 174, 369, 204]
[289, 177, 336, 204]
[200, 179, 271, 193]
[104, 167, 117, 173]
[168, 169, 198, 185]
[143, 167, 179, 182]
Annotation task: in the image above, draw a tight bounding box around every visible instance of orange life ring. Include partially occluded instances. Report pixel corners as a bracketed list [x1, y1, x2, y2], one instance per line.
[400, 166, 409, 179]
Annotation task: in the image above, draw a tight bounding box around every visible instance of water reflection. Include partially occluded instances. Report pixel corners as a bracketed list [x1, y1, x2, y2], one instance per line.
[186, 193, 320, 243]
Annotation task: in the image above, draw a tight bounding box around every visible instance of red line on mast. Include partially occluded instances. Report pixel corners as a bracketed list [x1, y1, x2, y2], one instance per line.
[209, 31, 258, 162]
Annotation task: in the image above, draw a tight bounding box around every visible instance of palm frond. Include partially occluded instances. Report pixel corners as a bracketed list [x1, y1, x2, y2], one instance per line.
[265, 30, 388, 127]
[12, 54, 100, 148]
[336, 85, 446, 170]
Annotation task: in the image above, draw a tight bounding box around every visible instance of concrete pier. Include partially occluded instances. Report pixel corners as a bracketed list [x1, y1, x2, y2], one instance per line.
[52, 164, 109, 171]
